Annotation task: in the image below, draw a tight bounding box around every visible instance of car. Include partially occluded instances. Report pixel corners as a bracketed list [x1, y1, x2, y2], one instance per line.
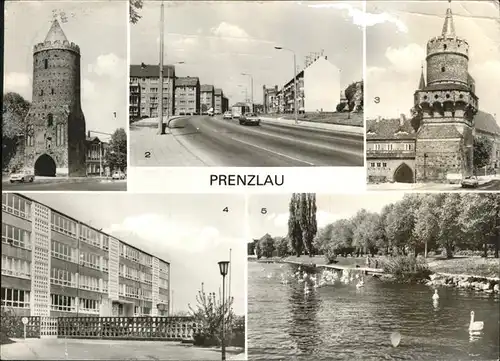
[239, 113, 260, 126]
[112, 171, 126, 180]
[9, 172, 35, 183]
[223, 111, 232, 120]
[461, 175, 479, 188]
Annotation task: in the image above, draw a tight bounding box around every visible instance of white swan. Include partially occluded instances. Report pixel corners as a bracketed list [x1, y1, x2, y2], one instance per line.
[469, 311, 484, 332]
[356, 280, 364, 288]
[432, 289, 439, 300]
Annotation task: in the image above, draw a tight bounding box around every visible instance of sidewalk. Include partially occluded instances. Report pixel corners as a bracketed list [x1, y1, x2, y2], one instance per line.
[131, 116, 184, 128]
[259, 116, 364, 135]
[2, 176, 111, 184]
[130, 126, 206, 166]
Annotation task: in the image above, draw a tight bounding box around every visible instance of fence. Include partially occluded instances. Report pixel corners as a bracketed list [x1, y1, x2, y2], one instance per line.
[1, 315, 40, 338]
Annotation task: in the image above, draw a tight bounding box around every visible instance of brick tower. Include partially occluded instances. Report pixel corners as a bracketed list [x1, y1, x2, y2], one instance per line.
[24, 19, 86, 177]
[414, 0, 478, 182]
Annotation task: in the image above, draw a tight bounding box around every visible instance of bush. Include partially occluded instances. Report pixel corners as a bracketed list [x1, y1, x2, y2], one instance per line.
[323, 245, 337, 264]
[380, 255, 432, 283]
[336, 103, 346, 112]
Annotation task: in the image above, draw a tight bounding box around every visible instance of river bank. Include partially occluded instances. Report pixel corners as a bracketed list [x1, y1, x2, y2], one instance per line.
[248, 255, 500, 294]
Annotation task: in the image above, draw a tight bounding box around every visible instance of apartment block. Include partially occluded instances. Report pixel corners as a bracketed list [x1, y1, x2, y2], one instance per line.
[174, 77, 200, 115]
[214, 89, 223, 114]
[200, 84, 214, 114]
[129, 64, 176, 120]
[1, 193, 170, 317]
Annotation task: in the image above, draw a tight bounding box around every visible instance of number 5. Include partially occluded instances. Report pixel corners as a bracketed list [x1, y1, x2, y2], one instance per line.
[261, 208, 267, 214]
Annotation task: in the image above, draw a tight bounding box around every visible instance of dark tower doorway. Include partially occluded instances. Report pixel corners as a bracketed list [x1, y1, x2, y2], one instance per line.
[393, 163, 414, 183]
[34, 154, 56, 176]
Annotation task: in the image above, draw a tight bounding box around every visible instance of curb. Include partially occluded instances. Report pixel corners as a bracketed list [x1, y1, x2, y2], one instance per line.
[259, 117, 364, 135]
[3, 178, 110, 184]
[130, 116, 186, 129]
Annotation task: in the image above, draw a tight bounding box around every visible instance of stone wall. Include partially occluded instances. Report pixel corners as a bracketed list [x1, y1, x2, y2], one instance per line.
[426, 273, 500, 294]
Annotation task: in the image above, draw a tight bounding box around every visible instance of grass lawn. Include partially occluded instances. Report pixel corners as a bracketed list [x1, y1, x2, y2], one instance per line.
[265, 112, 363, 127]
[427, 256, 500, 279]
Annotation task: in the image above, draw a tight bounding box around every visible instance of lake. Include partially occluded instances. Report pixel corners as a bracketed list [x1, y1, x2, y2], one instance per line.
[248, 261, 500, 361]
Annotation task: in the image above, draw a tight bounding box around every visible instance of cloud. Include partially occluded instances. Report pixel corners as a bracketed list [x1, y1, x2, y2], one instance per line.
[90, 53, 127, 78]
[385, 43, 425, 73]
[211, 22, 250, 40]
[308, 3, 408, 32]
[4, 72, 31, 98]
[469, 60, 500, 117]
[82, 78, 97, 99]
[272, 210, 343, 229]
[106, 214, 224, 253]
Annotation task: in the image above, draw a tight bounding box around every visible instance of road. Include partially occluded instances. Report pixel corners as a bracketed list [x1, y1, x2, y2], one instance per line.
[163, 115, 364, 166]
[2, 180, 126, 191]
[476, 179, 500, 191]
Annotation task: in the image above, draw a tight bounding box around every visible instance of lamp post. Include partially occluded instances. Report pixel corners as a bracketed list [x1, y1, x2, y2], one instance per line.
[218, 261, 230, 361]
[158, 1, 165, 135]
[423, 153, 428, 181]
[275, 46, 298, 124]
[241, 73, 253, 112]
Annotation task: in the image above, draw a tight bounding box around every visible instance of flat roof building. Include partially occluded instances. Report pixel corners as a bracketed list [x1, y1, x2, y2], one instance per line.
[1, 193, 170, 318]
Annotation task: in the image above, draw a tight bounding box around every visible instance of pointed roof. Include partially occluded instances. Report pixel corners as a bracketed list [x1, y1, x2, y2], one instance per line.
[418, 63, 426, 89]
[441, 0, 455, 37]
[45, 19, 68, 42]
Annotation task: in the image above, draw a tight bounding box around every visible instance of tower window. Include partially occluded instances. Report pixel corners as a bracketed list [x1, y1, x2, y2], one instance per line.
[441, 67, 446, 72]
[47, 114, 53, 127]
[443, 44, 447, 50]
[51, 88, 55, 95]
[44, 59, 48, 69]
[39, 89, 43, 96]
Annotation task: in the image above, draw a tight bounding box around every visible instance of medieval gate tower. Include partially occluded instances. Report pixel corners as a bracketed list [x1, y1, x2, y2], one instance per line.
[414, 0, 478, 182]
[24, 19, 86, 177]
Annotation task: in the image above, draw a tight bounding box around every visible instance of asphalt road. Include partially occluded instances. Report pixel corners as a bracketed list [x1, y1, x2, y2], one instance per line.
[167, 115, 364, 166]
[2, 180, 126, 191]
[476, 179, 500, 191]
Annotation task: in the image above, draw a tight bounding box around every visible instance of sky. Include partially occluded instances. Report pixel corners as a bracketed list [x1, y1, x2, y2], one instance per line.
[24, 193, 247, 316]
[130, 1, 363, 105]
[248, 193, 406, 240]
[4, 1, 128, 137]
[365, 0, 500, 122]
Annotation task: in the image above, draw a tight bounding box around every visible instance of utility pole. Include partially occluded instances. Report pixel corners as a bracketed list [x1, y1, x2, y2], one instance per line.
[158, 1, 165, 135]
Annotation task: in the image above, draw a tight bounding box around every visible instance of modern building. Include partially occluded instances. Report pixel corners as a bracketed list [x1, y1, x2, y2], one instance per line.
[264, 55, 340, 114]
[366, 3, 499, 183]
[129, 64, 176, 120]
[23, 19, 87, 177]
[85, 133, 109, 177]
[174, 77, 200, 115]
[200, 84, 214, 114]
[1, 193, 170, 318]
[214, 88, 223, 114]
[222, 96, 229, 113]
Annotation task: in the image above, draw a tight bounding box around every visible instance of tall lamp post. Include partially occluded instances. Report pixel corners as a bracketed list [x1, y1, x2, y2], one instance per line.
[275, 46, 298, 124]
[241, 73, 253, 113]
[218, 261, 230, 361]
[158, 1, 165, 135]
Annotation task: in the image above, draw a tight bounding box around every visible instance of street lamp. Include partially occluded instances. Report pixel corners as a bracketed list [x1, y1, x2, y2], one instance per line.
[158, 1, 165, 135]
[218, 261, 230, 361]
[275, 46, 298, 124]
[241, 73, 253, 113]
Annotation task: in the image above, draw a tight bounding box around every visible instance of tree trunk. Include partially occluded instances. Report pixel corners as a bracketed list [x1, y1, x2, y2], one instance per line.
[483, 242, 488, 258]
[424, 240, 428, 258]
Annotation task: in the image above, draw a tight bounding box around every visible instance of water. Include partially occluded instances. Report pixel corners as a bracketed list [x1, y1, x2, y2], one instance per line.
[248, 261, 500, 361]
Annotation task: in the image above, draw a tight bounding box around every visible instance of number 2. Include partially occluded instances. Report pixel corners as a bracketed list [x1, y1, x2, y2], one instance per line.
[145, 152, 151, 158]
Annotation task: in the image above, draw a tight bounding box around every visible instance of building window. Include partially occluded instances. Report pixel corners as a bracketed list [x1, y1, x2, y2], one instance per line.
[102, 280, 108, 293]
[142, 289, 152, 301]
[2, 194, 32, 220]
[160, 276, 168, 289]
[125, 285, 139, 299]
[144, 272, 153, 285]
[2, 256, 31, 279]
[441, 67, 446, 72]
[159, 261, 169, 275]
[40, 89, 44, 96]
[101, 258, 109, 272]
[47, 114, 53, 127]
[377, 163, 381, 167]
[2, 223, 32, 250]
[44, 59, 48, 69]
[51, 268, 76, 287]
[55, 124, 65, 146]
[103, 236, 109, 251]
[51, 240, 75, 262]
[79, 275, 99, 292]
[51, 88, 55, 95]
[79, 225, 101, 248]
[51, 294, 75, 312]
[125, 246, 139, 263]
[51, 212, 77, 238]
[1, 288, 30, 308]
[80, 251, 100, 270]
[383, 162, 387, 168]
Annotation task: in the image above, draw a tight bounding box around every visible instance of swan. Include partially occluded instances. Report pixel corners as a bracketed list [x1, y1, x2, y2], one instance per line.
[432, 289, 439, 300]
[356, 280, 364, 288]
[304, 284, 310, 295]
[469, 311, 484, 332]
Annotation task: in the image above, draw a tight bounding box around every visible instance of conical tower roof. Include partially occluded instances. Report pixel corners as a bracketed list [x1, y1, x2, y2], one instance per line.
[418, 63, 426, 89]
[441, 0, 455, 37]
[44, 19, 68, 42]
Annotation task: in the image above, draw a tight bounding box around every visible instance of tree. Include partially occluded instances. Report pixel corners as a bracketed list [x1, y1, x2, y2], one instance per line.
[297, 193, 317, 257]
[336, 103, 346, 112]
[255, 241, 262, 259]
[274, 236, 289, 257]
[386, 195, 420, 256]
[313, 223, 334, 255]
[352, 210, 381, 256]
[106, 128, 127, 172]
[129, 0, 143, 24]
[413, 194, 445, 257]
[258, 233, 275, 258]
[344, 80, 363, 112]
[3, 92, 30, 171]
[473, 136, 493, 171]
[247, 241, 256, 256]
[288, 194, 303, 257]
[437, 193, 464, 258]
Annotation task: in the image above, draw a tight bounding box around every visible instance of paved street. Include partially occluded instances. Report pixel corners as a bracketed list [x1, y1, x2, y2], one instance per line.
[0, 338, 244, 360]
[368, 178, 500, 191]
[2, 180, 126, 191]
[131, 115, 364, 167]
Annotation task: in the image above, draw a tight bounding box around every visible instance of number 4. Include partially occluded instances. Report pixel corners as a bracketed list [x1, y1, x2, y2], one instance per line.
[223, 207, 229, 212]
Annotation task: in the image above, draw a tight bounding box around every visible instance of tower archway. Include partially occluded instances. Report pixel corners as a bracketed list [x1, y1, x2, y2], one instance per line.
[393, 163, 414, 183]
[34, 154, 56, 177]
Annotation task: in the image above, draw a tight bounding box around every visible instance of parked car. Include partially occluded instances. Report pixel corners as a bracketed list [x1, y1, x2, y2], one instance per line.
[223, 111, 232, 120]
[9, 171, 35, 183]
[239, 113, 260, 126]
[112, 171, 126, 180]
[461, 175, 479, 188]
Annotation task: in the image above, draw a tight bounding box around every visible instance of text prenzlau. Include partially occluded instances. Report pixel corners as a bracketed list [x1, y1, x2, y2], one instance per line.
[210, 174, 284, 186]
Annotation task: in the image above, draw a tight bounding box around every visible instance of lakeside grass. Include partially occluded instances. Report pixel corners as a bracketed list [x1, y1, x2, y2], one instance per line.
[250, 254, 500, 279]
[427, 256, 500, 279]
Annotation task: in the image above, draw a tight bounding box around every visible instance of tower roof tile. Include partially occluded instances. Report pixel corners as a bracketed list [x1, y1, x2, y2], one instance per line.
[45, 19, 68, 43]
